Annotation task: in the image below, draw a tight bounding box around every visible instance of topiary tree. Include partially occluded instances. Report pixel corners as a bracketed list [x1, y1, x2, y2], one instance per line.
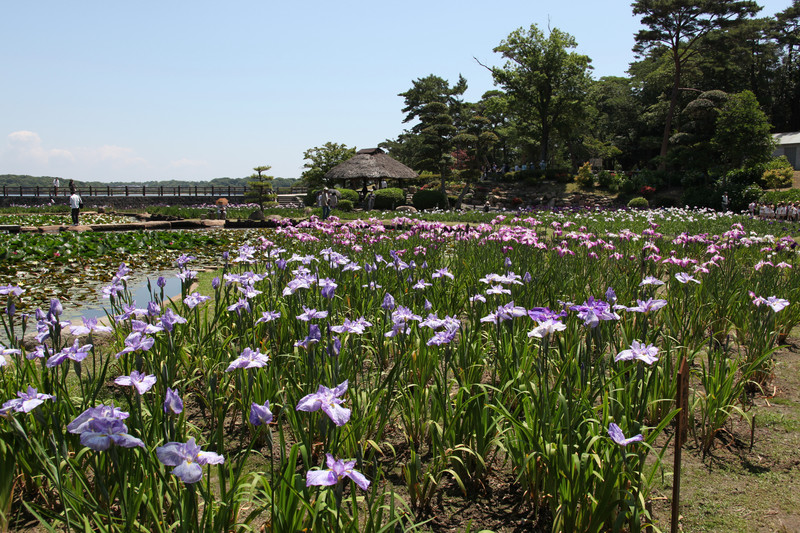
[246, 165, 275, 210]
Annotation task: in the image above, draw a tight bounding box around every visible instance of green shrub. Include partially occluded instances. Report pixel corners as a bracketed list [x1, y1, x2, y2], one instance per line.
[336, 199, 353, 212]
[627, 196, 649, 209]
[575, 162, 594, 189]
[373, 188, 405, 210]
[763, 166, 793, 189]
[412, 189, 448, 210]
[760, 188, 800, 204]
[336, 188, 359, 203]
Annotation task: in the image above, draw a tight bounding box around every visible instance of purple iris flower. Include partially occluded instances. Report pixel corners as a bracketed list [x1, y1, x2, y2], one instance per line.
[227, 298, 251, 315]
[0, 386, 55, 415]
[164, 388, 183, 414]
[68, 404, 130, 434]
[639, 276, 665, 287]
[115, 332, 155, 359]
[570, 298, 620, 328]
[131, 319, 164, 335]
[147, 301, 161, 317]
[256, 310, 281, 324]
[615, 340, 659, 365]
[427, 327, 458, 346]
[49, 299, 63, 317]
[297, 307, 328, 321]
[296, 381, 351, 426]
[156, 438, 225, 484]
[306, 453, 370, 491]
[605, 287, 617, 305]
[46, 339, 93, 368]
[176, 254, 196, 269]
[70, 316, 113, 337]
[675, 272, 700, 284]
[431, 268, 454, 280]
[176, 270, 197, 283]
[331, 318, 370, 335]
[184, 292, 211, 309]
[0, 284, 24, 297]
[212, 276, 221, 290]
[382, 293, 396, 311]
[626, 298, 668, 314]
[160, 308, 187, 332]
[80, 418, 145, 451]
[226, 347, 270, 372]
[528, 319, 567, 338]
[157, 276, 167, 288]
[608, 423, 644, 446]
[114, 371, 157, 394]
[295, 324, 322, 349]
[319, 278, 338, 299]
[249, 401, 273, 426]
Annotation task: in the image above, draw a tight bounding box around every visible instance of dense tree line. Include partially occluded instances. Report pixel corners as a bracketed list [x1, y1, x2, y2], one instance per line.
[380, 0, 799, 205]
[0, 175, 298, 190]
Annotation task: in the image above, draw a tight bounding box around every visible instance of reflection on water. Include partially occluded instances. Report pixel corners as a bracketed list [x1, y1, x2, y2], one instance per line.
[3, 272, 184, 345]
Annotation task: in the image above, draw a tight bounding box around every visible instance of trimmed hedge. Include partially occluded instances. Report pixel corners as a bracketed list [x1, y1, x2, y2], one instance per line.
[412, 189, 448, 210]
[627, 196, 649, 209]
[373, 188, 405, 210]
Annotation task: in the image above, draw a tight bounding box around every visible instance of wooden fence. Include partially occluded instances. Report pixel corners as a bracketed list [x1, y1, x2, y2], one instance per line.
[1, 185, 308, 198]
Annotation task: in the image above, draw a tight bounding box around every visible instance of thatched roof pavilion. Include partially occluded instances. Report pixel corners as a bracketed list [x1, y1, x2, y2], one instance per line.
[325, 148, 418, 190]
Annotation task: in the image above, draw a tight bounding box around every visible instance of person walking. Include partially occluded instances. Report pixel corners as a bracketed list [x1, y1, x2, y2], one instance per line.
[69, 190, 82, 225]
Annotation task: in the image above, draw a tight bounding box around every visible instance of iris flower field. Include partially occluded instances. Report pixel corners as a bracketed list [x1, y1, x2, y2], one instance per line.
[1, 208, 798, 532]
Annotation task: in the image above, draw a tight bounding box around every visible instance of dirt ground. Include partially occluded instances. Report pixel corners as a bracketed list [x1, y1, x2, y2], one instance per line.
[649, 334, 800, 532]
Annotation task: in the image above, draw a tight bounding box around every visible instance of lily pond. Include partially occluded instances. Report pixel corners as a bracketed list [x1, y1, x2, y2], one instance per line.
[0, 208, 799, 532]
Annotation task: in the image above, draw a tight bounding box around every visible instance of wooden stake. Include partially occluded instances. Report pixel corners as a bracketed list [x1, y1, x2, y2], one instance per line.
[672, 356, 690, 533]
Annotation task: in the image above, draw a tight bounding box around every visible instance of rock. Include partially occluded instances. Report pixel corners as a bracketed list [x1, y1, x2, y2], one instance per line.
[248, 209, 265, 221]
[397, 205, 418, 213]
[97, 207, 106, 214]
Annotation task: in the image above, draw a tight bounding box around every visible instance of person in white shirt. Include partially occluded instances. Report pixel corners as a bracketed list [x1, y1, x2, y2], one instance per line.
[69, 192, 82, 225]
[53, 177, 60, 197]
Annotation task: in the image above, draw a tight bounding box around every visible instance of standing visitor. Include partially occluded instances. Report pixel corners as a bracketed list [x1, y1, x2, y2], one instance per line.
[318, 188, 330, 220]
[367, 191, 375, 211]
[69, 179, 76, 194]
[53, 177, 60, 197]
[721, 192, 729, 211]
[69, 190, 82, 225]
[328, 189, 338, 216]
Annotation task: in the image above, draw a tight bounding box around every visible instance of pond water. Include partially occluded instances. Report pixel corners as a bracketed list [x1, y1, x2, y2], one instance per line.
[60, 271, 184, 322]
[3, 271, 184, 346]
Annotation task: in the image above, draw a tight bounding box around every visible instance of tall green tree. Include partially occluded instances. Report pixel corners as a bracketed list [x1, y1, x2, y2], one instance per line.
[712, 90, 775, 170]
[489, 24, 592, 168]
[632, 0, 760, 169]
[300, 142, 356, 190]
[399, 74, 468, 197]
[771, 1, 800, 130]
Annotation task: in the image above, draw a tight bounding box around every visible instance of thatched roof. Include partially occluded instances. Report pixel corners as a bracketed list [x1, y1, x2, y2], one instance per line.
[325, 148, 418, 181]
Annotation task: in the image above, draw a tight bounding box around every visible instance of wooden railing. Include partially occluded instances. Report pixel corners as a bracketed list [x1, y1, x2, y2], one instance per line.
[1, 185, 308, 197]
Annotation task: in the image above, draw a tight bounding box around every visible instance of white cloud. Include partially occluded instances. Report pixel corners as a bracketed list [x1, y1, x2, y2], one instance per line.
[6, 130, 75, 165]
[1, 131, 148, 178]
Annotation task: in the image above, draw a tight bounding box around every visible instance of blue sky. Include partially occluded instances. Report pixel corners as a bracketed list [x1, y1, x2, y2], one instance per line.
[1, 0, 792, 182]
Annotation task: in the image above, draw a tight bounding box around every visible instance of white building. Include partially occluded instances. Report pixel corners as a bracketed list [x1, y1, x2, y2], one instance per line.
[773, 132, 800, 170]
